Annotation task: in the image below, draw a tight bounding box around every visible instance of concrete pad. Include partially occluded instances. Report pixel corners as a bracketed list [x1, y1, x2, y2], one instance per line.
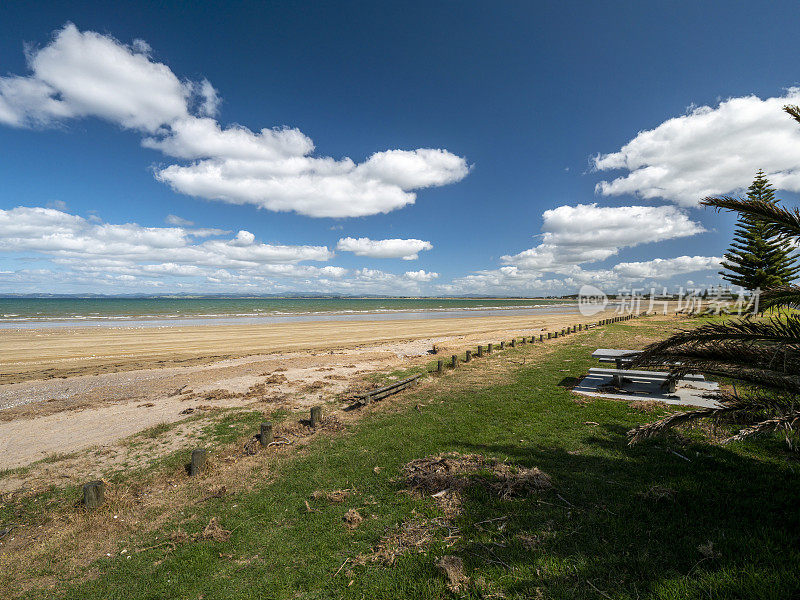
[573, 371, 720, 408]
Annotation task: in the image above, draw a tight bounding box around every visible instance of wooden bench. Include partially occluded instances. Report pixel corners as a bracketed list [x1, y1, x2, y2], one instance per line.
[588, 367, 704, 393]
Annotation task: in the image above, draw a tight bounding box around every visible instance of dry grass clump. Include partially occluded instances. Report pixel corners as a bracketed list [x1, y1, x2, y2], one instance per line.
[310, 489, 352, 503]
[436, 555, 469, 592]
[357, 515, 456, 565]
[201, 517, 231, 542]
[628, 400, 670, 413]
[342, 509, 363, 529]
[402, 452, 552, 500]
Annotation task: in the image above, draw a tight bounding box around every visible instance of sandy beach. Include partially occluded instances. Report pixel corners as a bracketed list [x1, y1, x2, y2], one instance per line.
[0, 308, 623, 487]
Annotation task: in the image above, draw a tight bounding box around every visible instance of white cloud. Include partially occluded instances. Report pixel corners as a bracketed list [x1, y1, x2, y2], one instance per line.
[404, 270, 439, 282]
[0, 23, 191, 131]
[501, 204, 705, 272]
[336, 237, 433, 260]
[594, 89, 800, 205]
[0, 24, 469, 218]
[0, 207, 332, 270]
[165, 214, 193, 226]
[610, 256, 721, 280]
[0, 206, 451, 294]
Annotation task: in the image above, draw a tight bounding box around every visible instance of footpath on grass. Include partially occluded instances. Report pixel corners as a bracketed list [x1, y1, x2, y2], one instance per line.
[2, 316, 799, 599]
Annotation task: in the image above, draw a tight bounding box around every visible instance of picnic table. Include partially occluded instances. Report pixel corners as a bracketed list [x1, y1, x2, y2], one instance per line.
[590, 348, 703, 392]
[591, 348, 642, 369]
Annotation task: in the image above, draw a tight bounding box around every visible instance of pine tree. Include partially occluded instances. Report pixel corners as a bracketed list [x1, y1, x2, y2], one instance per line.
[719, 170, 800, 291]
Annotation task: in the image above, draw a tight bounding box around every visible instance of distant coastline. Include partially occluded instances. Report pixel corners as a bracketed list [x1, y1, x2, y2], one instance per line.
[0, 296, 579, 329]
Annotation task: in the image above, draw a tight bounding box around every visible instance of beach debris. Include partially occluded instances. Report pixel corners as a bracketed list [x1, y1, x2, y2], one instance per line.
[168, 385, 188, 397]
[179, 407, 194, 415]
[342, 509, 363, 529]
[436, 555, 469, 592]
[137, 402, 155, 408]
[201, 517, 231, 542]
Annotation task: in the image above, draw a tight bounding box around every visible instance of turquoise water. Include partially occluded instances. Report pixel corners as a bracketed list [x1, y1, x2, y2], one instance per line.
[0, 297, 575, 328]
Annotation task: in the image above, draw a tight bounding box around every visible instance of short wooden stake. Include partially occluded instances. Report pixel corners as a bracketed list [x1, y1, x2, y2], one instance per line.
[260, 422, 274, 446]
[510, 338, 516, 347]
[310, 406, 323, 427]
[499, 341, 505, 350]
[487, 343, 493, 353]
[465, 349, 471, 362]
[451, 354, 458, 368]
[437, 359, 443, 373]
[547, 332, 552, 339]
[82, 480, 105, 509]
[190, 449, 207, 477]
[477, 345, 483, 357]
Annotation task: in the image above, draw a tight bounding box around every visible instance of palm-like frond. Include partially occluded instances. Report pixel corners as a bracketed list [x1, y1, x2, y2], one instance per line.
[633, 315, 800, 358]
[635, 355, 800, 392]
[701, 195, 800, 240]
[758, 285, 800, 311]
[628, 391, 800, 445]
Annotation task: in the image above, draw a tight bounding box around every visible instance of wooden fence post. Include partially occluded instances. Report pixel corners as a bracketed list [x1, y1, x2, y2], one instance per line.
[437, 360, 443, 374]
[465, 349, 471, 362]
[510, 338, 516, 347]
[310, 406, 323, 427]
[477, 345, 483, 357]
[260, 422, 273, 446]
[499, 341, 505, 350]
[451, 354, 458, 369]
[190, 449, 207, 477]
[487, 343, 493, 353]
[82, 480, 105, 509]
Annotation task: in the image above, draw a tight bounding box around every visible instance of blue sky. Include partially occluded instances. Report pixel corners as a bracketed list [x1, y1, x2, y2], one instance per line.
[2, 1, 800, 296]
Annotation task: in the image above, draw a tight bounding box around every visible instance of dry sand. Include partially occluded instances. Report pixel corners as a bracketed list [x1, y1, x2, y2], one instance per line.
[0, 309, 622, 483]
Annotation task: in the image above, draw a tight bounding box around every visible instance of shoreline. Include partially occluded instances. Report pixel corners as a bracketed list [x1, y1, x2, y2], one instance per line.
[0, 309, 620, 385]
[0, 303, 580, 330]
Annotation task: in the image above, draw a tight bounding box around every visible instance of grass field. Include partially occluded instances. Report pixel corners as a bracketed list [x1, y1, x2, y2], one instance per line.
[3, 316, 799, 599]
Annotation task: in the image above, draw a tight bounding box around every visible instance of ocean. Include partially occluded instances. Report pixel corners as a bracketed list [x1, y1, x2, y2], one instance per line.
[0, 297, 578, 329]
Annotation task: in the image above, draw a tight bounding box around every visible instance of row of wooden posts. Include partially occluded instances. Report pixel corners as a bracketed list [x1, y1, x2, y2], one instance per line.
[81, 404, 326, 509]
[81, 311, 644, 509]
[434, 311, 643, 374]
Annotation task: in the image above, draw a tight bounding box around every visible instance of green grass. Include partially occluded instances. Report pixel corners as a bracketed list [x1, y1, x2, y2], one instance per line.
[16, 318, 800, 599]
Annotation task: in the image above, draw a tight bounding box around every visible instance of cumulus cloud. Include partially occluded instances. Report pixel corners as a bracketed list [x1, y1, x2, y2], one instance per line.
[404, 269, 439, 282]
[0, 24, 469, 218]
[336, 237, 433, 260]
[594, 89, 800, 205]
[611, 255, 722, 280]
[500, 204, 705, 272]
[0, 207, 332, 271]
[0, 206, 450, 294]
